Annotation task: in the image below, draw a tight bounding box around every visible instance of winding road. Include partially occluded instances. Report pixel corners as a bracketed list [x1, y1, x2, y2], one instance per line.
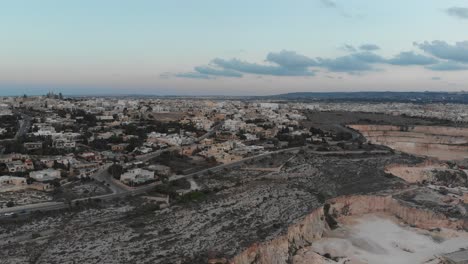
[0, 147, 392, 217]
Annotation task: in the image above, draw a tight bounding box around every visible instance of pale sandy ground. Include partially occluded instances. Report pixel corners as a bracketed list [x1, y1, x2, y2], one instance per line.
[385, 161, 448, 183]
[307, 214, 468, 264]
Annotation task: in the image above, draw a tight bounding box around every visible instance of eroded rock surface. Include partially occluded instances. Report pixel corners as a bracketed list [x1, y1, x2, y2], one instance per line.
[232, 195, 468, 264]
[349, 125, 468, 160]
[385, 161, 449, 183]
[0, 150, 413, 264]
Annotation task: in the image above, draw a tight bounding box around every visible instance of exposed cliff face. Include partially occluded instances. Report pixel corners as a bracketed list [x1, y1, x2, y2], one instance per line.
[1, 150, 417, 264]
[230, 195, 468, 264]
[328, 195, 466, 230]
[348, 125, 468, 161]
[292, 249, 333, 264]
[230, 208, 328, 264]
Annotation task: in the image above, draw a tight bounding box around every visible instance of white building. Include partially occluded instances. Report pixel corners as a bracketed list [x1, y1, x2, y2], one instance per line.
[0, 103, 12, 116]
[53, 138, 76, 149]
[0, 176, 27, 186]
[120, 168, 155, 185]
[259, 103, 279, 110]
[223, 119, 245, 132]
[147, 132, 192, 146]
[29, 169, 61, 182]
[6, 161, 27, 172]
[33, 125, 56, 136]
[243, 133, 258, 141]
[96, 115, 114, 121]
[147, 165, 171, 177]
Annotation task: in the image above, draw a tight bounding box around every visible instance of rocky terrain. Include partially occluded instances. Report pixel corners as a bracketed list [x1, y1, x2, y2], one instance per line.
[386, 161, 468, 187]
[385, 160, 449, 183]
[296, 214, 468, 264]
[348, 125, 468, 161]
[2, 121, 468, 264]
[233, 195, 468, 264]
[0, 149, 417, 264]
[0, 190, 52, 208]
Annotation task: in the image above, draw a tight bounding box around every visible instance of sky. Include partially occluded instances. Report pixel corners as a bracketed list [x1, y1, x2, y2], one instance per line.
[1, 0, 468, 96]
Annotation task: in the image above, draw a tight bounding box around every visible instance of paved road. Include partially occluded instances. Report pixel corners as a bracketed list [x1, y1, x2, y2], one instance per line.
[90, 163, 128, 194]
[0, 147, 391, 216]
[170, 147, 303, 181]
[71, 122, 222, 198]
[0, 147, 301, 216]
[16, 113, 32, 139]
[169, 148, 391, 181]
[135, 121, 223, 162]
[134, 146, 180, 162]
[0, 180, 162, 218]
[0, 112, 32, 143]
[334, 124, 364, 141]
[194, 121, 224, 143]
[0, 118, 228, 217]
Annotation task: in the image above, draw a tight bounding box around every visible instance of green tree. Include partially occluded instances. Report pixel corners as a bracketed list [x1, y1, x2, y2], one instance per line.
[108, 164, 124, 180]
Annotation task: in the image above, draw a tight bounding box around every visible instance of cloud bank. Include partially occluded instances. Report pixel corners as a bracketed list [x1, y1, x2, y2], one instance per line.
[416, 41, 468, 63]
[387, 51, 437, 65]
[359, 44, 380, 51]
[173, 40, 468, 79]
[320, 0, 336, 8]
[446, 7, 468, 19]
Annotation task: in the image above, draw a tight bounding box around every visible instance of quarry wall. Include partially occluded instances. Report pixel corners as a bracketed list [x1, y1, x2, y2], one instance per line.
[348, 125, 468, 160]
[230, 195, 467, 264]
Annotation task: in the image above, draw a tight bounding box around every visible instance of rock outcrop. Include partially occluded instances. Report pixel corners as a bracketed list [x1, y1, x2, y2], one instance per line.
[349, 125, 468, 160]
[385, 160, 448, 183]
[231, 207, 328, 264]
[1, 151, 415, 264]
[328, 195, 466, 230]
[231, 195, 467, 264]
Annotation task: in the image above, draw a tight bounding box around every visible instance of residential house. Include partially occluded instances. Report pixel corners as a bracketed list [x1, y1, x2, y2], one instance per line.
[0, 155, 13, 163]
[134, 147, 153, 154]
[111, 143, 129, 152]
[180, 145, 199, 156]
[147, 165, 171, 177]
[79, 152, 102, 162]
[6, 161, 27, 172]
[96, 115, 114, 121]
[120, 168, 155, 185]
[33, 125, 56, 136]
[29, 168, 61, 182]
[53, 138, 76, 149]
[0, 176, 27, 186]
[24, 142, 43, 150]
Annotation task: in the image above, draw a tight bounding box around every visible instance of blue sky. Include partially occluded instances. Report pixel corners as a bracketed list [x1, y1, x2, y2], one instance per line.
[1, 0, 468, 95]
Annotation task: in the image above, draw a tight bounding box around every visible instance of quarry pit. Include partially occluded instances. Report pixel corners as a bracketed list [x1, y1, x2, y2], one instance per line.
[348, 124, 468, 161]
[2, 112, 468, 264]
